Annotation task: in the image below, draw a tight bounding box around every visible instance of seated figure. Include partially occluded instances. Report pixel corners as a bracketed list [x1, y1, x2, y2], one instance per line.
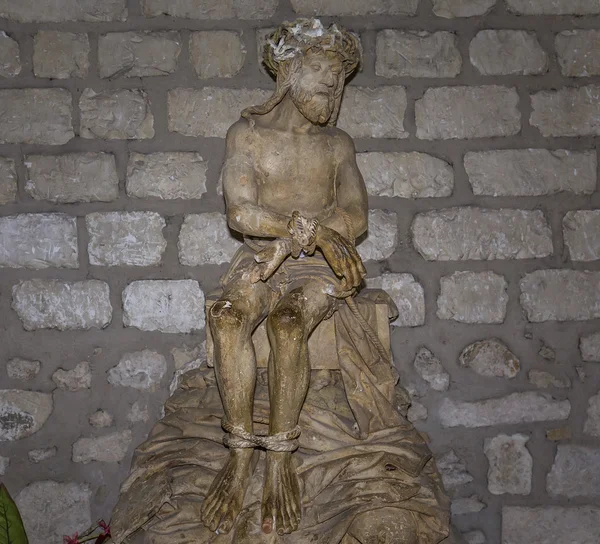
[109, 19, 458, 544]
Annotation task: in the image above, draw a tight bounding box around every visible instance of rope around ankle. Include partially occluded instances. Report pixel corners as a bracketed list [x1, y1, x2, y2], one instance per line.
[221, 418, 301, 452]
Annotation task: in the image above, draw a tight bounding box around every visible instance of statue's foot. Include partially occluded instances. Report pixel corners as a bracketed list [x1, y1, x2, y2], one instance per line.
[201, 449, 254, 533]
[261, 451, 302, 535]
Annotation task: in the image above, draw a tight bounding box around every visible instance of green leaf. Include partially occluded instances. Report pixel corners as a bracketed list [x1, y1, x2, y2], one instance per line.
[0, 484, 28, 544]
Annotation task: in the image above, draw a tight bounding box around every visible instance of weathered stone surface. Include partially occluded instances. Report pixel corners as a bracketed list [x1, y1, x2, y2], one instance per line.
[169, 343, 207, 394]
[412, 208, 552, 261]
[437, 450, 474, 489]
[539, 343, 555, 361]
[127, 401, 149, 423]
[463, 531, 486, 544]
[142, 0, 277, 19]
[87, 212, 167, 267]
[470, 31, 548, 76]
[0, 214, 78, 269]
[108, 350, 167, 391]
[433, 0, 496, 18]
[581, 332, 600, 362]
[0, 0, 127, 22]
[291, 0, 417, 14]
[484, 434, 532, 495]
[556, 31, 600, 77]
[0, 157, 16, 204]
[503, 506, 600, 544]
[337, 87, 408, 139]
[26, 153, 118, 203]
[357, 209, 398, 262]
[127, 152, 206, 200]
[0, 89, 73, 144]
[0, 390, 53, 441]
[407, 401, 428, 422]
[52, 362, 92, 392]
[28, 447, 57, 463]
[576, 366, 587, 383]
[459, 338, 520, 378]
[190, 31, 246, 78]
[439, 392, 570, 428]
[123, 280, 205, 333]
[99, 31, 181, 78]
[528, 370, 570, 389]
[365, 273, 425, 327]
[357, 152, 453, 198]
[546, 427, 571, 441]
[413, 347, 450, 391]
[16, 481, 92, 544]
[376, 30, 461, 78]
[465, 149, 596, 197]
[437, 271, 508, 324]
[168, 88, 270, 138]
[89, 410, 113, 428]
[531, 86, 600, 137]
[80, 88, 154, 140]
[73, 430, 132, 463]
[506, 0, 600, 15]
[33, 31, 89, 79]
[12, 280, 112, 331]
[451, 495, 486, 516]
[7, 358, 41, 381]
[547, 445, 600, 498]
[563, 211, 600, 262]
[179, 213, 241, 266]
[416, 86, 520, 140]
[520, 270, 600, 322]
[0, 33, 20, 77]
[0, 456, 8, 475]
[584, 391, 600, 437]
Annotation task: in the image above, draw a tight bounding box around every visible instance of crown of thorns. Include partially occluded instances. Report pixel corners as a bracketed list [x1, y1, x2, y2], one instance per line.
[263, 19, 361, 78]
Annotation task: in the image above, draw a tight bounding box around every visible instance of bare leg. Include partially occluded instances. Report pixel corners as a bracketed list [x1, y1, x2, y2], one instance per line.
[201, 278, 272, 533]
[262, 282, 334, 535]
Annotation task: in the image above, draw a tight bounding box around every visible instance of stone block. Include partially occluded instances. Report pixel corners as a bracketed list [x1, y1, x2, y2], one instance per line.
[470, 30, 547, 75]
[528, 370, 570, 389]
[107, 350, 167, 391]
[290, 0, 419, 15]
[580, 332, 600, 362]
[127, 152, 206, 200]
[520, 270, 600, 322]
[122, 280, 205, 333]
[179, 213, 241, 266]
[168, 87, 270, 138]
[484, 434, 532, 495]
[412, 207, 552, 261]
[80, 88, 154, 140]
[28, 447, 57, 463]
[33, 31, 89, 79]
[86, 212, 167, 267]
[141, 0, 278, 19]
[546, 427, 571, 441]
[357, 152, 453, 199]
[563, 210, 600, 262]
[0, 390, 53, 441]
[190, 31, 246, 78]
[7, 358, 41, 381]
[547, 445, 600, 498]
[437, 271, 508, 323]
[439, 392, 570, 428]
[531, 86, 600, 137]
[337, 87, 408, 139]
[506, 0, 600, 15]
[0, 89, 73, 144]
[416, 86, 520, 140]
[0, 0, 127, 22]
[464, 149, 596, 196]
[72, 430, 132, 463]
[127, 401, 149, 423]
[376, 30, 461, 78]
[0, 214, 78, 269]
[433, 0, 496, 18]
[99, 31, 181, 78]
[437, 450, 474, 489]
[12, 280, 112, 331]
[357, 209, 397, 262]
[584, 392, 600, 437]
[89, 410, 113, 428]
[0, 33, 20, 77]
[556, 30, 600, 77]
[463, 530, 486, 544]
[365, 273, 425, 327]
[25, 153, 118, 203]
[52, 362, 92, 392]
[0, 158, 17, 204]
[407, 401, 428, 422]
[459, 338, 520, 378]
[451, 496, 486, 516]
[413, 347, 450, 391]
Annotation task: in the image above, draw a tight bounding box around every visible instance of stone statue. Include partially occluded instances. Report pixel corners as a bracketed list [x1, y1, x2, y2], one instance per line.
[109, 18, 457, 544]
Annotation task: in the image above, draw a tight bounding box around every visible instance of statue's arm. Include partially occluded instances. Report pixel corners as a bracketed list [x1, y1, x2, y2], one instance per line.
[223, 120, 289, 239]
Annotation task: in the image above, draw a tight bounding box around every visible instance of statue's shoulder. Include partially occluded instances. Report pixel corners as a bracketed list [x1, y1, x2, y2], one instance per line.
[225, 117, 255, 144]
[326, 126, 357, 159]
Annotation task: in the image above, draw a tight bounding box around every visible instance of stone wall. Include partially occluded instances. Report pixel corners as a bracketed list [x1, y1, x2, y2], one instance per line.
[0, 1, 599, 542]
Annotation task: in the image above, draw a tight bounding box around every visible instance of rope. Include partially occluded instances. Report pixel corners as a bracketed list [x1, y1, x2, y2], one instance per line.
[222, 418, 301, 452]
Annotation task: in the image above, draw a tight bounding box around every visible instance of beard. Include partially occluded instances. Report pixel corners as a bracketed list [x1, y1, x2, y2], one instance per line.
[289, 84, 335, 125]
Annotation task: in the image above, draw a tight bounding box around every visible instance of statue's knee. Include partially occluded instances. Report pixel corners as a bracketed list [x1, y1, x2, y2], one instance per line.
[267, 304, 304, 339]
[208, 299, 249, 335]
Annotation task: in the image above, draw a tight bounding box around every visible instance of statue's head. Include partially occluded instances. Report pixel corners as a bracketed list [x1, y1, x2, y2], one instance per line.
[242, 19, 362, 126]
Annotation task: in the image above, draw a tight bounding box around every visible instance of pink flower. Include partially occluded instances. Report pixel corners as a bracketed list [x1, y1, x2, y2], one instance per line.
[63, 534, 79, 544]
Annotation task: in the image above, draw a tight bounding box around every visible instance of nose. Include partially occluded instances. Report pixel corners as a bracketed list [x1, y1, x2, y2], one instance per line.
[322, 70, 336, 88]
